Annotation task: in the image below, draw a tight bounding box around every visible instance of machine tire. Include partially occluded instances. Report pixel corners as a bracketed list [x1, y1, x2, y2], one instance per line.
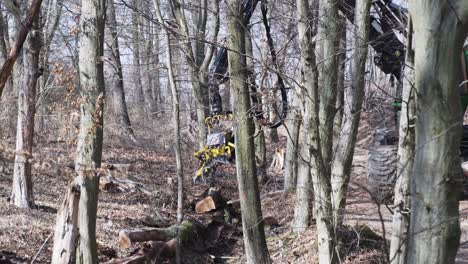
[367, 129, 398, 203]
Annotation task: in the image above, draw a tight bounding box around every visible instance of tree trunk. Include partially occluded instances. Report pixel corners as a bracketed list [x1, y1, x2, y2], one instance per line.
[0, 0, 43, 97]
[75, 0, 106, 257]
[292, 0, 318, 233]
[317, 0, 339, 171]
[313, 0, 339, 262]
[107, 0, 136, 140]
[406, 1, 468, 263]
[140, 7, 157, 117]
[155, 0, 183, 224]
[131, 2, 144, 114]
[330, 0, 370, 227]
[51, 180, 80, 264]
[170, 0, 210, 149]
[284, 94, 301, 192]
[227, 0, 270, 263]
[10, 10, 42, 208]
[245, 25, 267, 181]
[389, 16, 414, 264]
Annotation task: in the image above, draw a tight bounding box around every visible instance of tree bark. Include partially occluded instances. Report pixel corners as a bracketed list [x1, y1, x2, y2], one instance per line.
[51, 180, 80, 264]
[406, 1, 468, 263]
[107, 0, 136, 140]
[10, 4, 42, 208]
[330, 0, 370, 227]
[390, 16, 414, 264]
[50, 0, 106, 262]
[313, 0, 339, 262]
[170, 0, 219, 149]
[140, 6, 157, 117]
[292, 0, 318, 233]
[131, 1, 144, 114]
[227, 0, 270, 262]
[155, 0, 184, 224]
[284, 94, 301, 192]
[0, 0, 43, 97]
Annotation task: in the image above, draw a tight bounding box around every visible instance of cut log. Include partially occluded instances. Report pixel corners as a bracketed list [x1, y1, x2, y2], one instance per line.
[195, 188, 224, 214]
[119, 220, 195, 249]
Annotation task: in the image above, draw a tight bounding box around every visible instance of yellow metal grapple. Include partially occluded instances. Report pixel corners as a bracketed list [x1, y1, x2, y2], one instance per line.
[193, 113, 235, 183]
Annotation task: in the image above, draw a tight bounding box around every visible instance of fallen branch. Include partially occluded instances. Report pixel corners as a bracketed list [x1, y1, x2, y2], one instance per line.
[227, 190, 284, 205]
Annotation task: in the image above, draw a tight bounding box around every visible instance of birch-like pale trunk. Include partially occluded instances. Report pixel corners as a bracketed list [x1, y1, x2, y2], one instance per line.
[330, 0, 370, 227]
[406, 1, 468, 263]
[10, 12, 42, 208]
[227, 0, 270, 262]
[389, 16, 414, 264]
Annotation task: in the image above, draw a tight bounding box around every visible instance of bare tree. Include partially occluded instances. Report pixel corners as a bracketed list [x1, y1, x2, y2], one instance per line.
[227, 0, 270, 262]
[107, 0, 137, 140]
[51, 0, 106, 262]
[292, 0, 318, 232]
[330, 0, 371, 227]
[389, 16, 414, 264]
[0, 0, 44, 97]
[154, 0, 184, 225]
[170, 0, 219, 149]
[406, 1, 468, 263]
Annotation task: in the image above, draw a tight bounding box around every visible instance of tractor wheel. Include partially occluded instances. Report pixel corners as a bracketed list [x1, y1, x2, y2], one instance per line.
[367, 129, 398, 203]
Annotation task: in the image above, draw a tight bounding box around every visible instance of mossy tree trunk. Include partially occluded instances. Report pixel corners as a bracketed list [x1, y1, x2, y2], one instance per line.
[227, 0, 270, 263]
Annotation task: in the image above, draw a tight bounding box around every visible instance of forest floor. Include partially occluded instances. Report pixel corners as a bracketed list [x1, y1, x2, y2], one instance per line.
[0, 112, 467, 263]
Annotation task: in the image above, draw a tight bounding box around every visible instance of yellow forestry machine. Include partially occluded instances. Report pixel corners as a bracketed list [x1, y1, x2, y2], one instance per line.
[192, 0, 288, 184]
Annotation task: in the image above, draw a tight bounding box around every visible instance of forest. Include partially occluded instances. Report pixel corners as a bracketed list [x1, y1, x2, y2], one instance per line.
[0, 0, 468, 263]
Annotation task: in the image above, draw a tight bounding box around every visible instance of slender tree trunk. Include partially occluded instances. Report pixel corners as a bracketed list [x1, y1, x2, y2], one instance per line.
[155, 0, 183, 226]
[74, 0, 106, 260]
[406, 2, 468, 263]
[131, 2, 144, 114]
[292, 0, 318, 233]
[390, 17, 414, 264]
[227, 1, 270, 262]
[245, 26, 267, 181]
[140, 7, 157, 117]
[170, 0, 219, 149]
[11, 12, 42, 208]
[317, 0, 339, 172]
[284, 93, 301, 192]
[107, 0, 136, 140]
[313, 0, 340, 262]
[330, 0, 370, 227]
